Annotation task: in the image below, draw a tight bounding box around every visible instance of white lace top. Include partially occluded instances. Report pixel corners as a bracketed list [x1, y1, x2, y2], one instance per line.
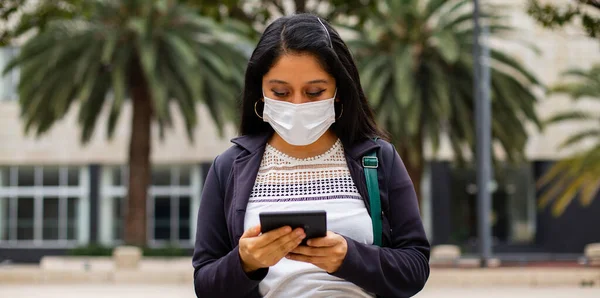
[244, 139, 375, 298]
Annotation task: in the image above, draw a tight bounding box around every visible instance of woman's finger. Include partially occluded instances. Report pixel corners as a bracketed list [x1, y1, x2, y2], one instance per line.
[255, 226, 293, 248]
[286, 253, 329, 264]
[307, 231, 341, 247]
[267, 229, 305, 260]
[290, 246, 331, 257]
[241, 225, 261, 239]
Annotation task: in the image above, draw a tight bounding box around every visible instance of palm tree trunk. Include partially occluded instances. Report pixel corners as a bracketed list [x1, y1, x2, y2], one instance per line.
[397, 139, 424, 210]
[294, 0, 307, 12]
[124, 64, 152, 246]
[401, 150, 424, 206]
[402, 64, 428, 211]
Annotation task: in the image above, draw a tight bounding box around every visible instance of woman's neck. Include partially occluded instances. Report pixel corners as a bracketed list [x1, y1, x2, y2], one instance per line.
[268, 130, 338, 159]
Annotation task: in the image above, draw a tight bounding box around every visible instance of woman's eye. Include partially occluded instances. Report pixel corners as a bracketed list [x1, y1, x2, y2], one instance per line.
[272, 90, 288, 97]
[307, 90, 326, 97]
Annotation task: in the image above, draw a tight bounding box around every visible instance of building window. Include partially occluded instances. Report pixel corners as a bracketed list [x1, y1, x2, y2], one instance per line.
[0, 47, 19, 101]
[448, 163, 536, 250]
[0, 166, 88, 247]
[100, 165, 202, 247]
[17, 197, 34, 240]
[503, 164, 537, 244]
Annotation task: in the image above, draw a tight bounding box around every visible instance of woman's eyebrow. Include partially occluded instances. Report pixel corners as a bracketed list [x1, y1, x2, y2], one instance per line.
[267, 79, 289, 84]
[306, 79, 328, 84]
[267, 79, 328, 84]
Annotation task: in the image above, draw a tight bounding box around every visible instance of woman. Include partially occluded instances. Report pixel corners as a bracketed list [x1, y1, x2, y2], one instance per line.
[193, 14, 430, 298]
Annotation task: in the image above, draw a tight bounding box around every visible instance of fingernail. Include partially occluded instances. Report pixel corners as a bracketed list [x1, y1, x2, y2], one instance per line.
[296, 230, 303, 236]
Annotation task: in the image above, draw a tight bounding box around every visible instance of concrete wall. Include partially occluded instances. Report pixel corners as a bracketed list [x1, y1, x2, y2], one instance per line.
[0, 101, 237, 165]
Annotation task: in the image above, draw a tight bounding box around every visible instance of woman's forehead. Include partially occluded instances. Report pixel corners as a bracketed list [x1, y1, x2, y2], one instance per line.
[263, 53, 334, 85]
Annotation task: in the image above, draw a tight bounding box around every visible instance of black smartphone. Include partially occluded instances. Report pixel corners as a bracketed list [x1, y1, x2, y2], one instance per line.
[259, 210, 327, 245]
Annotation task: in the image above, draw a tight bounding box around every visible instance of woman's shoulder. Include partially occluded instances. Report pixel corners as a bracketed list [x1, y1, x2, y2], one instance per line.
[373, 138, 397, 160]
[210, 133, 270, 177]
[212, 145, 244, 168]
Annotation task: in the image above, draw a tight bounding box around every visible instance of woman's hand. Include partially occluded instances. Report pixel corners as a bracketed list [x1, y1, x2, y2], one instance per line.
[239, 225, 306, 273]
[286, 231, 348, 273]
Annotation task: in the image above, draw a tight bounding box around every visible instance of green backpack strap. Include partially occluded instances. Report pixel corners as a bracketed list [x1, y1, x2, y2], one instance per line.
[363, 137, 382, 247]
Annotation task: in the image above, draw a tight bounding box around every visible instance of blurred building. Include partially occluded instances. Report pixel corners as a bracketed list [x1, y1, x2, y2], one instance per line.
[1, 1, 600, 263]
[421, 0, 600, 260]
[0, 44, 238, 261]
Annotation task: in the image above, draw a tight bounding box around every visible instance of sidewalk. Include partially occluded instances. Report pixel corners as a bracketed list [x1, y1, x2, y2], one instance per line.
[1, 284, 600, 298]
[416, 287, 600, 298]
[1, 257, 599, 287]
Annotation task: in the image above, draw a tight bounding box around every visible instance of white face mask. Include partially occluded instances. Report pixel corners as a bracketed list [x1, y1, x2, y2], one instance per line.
[262, 90, 337, 146]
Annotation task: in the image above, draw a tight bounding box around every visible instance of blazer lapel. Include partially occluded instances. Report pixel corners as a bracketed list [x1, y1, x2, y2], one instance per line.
[230, 144, 267, 246]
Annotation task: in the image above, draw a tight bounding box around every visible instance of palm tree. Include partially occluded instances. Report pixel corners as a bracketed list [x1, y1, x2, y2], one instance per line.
[348, 0, 543, 202]
[1, 0, 89, 46]
[3, 0, 249, 246]
[537, 65, 600, 216]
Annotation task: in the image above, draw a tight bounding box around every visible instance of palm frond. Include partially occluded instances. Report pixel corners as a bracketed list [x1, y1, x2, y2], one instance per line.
[7, 0, 250, 145]
[78, 70, 111, 143]
[393, 45, 414, 108]
[351, 0, 542, 165]
[559, 129, 600, 150]
[107, 46, 132, 139]
[431, 30, 460, 64]
[538, 145, 600, 216]
[580, 178, 600, 207]
[551, 175, 587, 216]
[551, 82, 600, 100]
[545, 110, 596, 124]
[423, 0, 453, 20]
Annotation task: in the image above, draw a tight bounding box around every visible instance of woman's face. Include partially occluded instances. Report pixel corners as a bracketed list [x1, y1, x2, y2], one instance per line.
[262, 53, 337, 104]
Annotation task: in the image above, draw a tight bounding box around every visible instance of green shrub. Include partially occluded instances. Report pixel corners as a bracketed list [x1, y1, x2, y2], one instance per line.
[68, 244, 113, 256]
[67, 244, 191, 257]
[143, 245, 189, 257]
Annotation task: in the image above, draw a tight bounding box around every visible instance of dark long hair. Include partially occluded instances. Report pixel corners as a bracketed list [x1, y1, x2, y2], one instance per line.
[239, 13, 388, 146]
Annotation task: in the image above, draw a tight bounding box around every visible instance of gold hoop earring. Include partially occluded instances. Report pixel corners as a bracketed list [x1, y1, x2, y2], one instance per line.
[254, 100, 263, 119]
[336, 103, 343, 120]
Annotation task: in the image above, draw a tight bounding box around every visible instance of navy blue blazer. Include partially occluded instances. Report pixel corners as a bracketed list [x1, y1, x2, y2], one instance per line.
[192, 133, 430, 297]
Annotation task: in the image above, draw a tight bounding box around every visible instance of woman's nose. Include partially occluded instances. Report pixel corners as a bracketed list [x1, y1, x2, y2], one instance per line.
[290, 94, 307, 104]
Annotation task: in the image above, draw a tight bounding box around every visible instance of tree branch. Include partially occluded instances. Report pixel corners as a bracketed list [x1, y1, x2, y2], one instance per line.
[294, 0, 306, 13]
[578, 0, 600, 10]
[229, 5, 253, 25]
